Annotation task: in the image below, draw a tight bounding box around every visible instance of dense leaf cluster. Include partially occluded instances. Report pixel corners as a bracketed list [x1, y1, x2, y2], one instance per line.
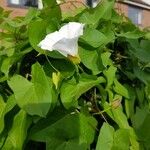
[0, 0, 150, 149]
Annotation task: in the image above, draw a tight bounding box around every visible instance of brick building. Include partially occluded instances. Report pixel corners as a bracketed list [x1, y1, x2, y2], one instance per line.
[0, 0, 150, 28]
[0, 0, 28, 17]
[116, 0, 150, 27]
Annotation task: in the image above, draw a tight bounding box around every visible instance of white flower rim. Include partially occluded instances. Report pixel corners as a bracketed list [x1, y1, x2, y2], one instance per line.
[38, 22, 84, 57]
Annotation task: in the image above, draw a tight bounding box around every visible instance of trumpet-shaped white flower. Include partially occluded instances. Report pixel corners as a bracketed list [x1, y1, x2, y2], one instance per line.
[38, 0, 43, 9]
[38, 22, 84, 57]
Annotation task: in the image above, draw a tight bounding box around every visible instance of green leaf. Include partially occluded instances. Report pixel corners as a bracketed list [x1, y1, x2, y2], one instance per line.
[1, 57, 12, 77]
[0, 40, 15, 57]
[136, 85, 145, 107]
[113, 79, 130, 99]
[3, 8, 38, 28]
[47, 51, 65, 59]
[112, 129, 130, 150]
[50, 59, 75, 78]
[145, 84, 150, 100]
[99, 22, 116, 44]
[132, 107, 150, 149]
[0, 95, 16, 134]
[101, 52, 112, 67]
[43, 59, 75, 84]
[52, 72, 61, 89]
[145, 31, 150, 40]
[124, 85, 136, 118]
[117, 30, 144, 39]
[60, 75, 105, 109]
[0, 134, 6, 149]
[103, 66, 117, 88]
[0, 96, 5, 118]
[111, 10, 123, 23]
[129, 128, 140, 150]
[111, 105, 129, 128]
[28, 20, 48, 53]
[79, 47, 103, 75]
[128, 39, 150, 63]
[8, 63, 57, 117]
[42, 0, 57, 7]
[79, 0, 114, 26]
[96, 123, 114, 150]
[133, 67, 150, 85]
[140, 40, 150, 52]
[30, 112, 97, 150]
[2, 110, 31, 150]
[23, 8, 39, 24]
[103, 95, 129, 128]
[80, 28, 107, 48]
[40, 6, 61, 22]
[96, 124, 137, 150]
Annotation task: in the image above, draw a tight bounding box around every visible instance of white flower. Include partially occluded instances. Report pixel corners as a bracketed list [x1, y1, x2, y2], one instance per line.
[38, 0, 43, 9]
[38, 22, 84, 57]
[56, 0, 62, 4]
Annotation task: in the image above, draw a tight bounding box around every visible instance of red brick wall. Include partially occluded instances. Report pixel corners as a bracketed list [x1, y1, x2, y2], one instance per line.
[61, 0, 85, 12]
[115, 2, 150, 28]
[0, 0, 84, 17]
[143, 9, 150, 27]
[115, 2, 128, 16]
[0, 0, 27, 17]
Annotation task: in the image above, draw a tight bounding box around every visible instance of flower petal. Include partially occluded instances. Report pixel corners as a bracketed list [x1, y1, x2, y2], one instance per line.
[59, 22, 84, 39]
[38, 31, 62, 51]
[52, 38, 78, 56]
[38, 22, 84, 57]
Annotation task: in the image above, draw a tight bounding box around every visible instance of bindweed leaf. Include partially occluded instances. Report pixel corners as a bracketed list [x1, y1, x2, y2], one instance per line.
[60, 75, 105, 109]
[96, 123, 114, 150]
[30, 112, 97, 150]
[2, 110, 31, 150]
[8, 63, 57, 117]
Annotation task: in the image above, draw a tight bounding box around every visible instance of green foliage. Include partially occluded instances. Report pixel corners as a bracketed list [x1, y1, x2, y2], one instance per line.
[0, 0, 150, 149]
[8, 63, 57, 117]
[96, 123, 114, 150]
[2, 110, 31, 150]
[30, 112, 97, 150]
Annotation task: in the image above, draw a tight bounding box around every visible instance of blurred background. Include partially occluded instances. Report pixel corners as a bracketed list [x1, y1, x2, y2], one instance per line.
[0, 0, 150, 28]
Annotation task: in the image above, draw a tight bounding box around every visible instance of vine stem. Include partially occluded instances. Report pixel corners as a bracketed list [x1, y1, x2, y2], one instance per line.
[44, 53, 59, 72]
[77, 65, 84, 73]
[93, 88, 108, 123]
[93, 107, 111, 115]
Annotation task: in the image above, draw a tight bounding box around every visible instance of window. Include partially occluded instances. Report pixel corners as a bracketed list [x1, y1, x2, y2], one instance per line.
[86, 0, 100, 8]
[128, 6, 142, 25]
[9, 0, 20, 5]
[8, 0, 38, 7]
